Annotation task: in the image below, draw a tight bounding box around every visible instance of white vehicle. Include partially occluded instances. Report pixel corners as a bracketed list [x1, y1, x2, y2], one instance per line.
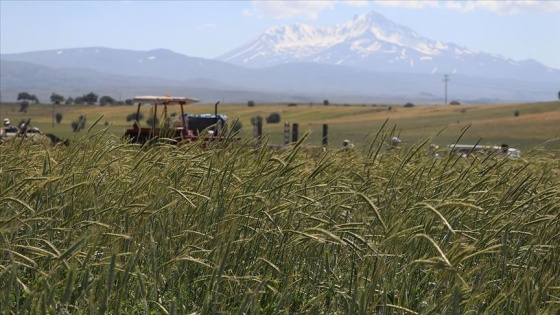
[447, 144, 521, 159]
[1, 120, 69, 146]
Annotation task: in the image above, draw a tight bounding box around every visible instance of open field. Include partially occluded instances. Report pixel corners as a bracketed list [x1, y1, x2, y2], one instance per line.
[1, 129, 559, 313]
[1, 101, 559, 151]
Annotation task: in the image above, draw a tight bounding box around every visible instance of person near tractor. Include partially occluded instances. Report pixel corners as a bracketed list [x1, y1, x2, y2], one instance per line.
[342, 139, 355, 151]
[3, 118, 19, 133]
[386, 136, 401, 151]
[500, 143, 510, 157]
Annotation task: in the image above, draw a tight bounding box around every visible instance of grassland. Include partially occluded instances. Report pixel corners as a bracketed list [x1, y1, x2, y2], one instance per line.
[1, 101, 559, 151]
[1, 120, 559, 313]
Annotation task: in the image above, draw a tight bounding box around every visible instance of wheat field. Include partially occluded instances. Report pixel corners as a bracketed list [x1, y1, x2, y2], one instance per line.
[1, 124, 559, 313]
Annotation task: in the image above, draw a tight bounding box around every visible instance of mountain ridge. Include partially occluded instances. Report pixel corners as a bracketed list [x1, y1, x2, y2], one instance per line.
[1, 11, 558, 103]
[217, 11, 559, 80]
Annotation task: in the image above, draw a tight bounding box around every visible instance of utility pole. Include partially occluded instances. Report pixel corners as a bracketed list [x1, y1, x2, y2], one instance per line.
[443, 74, 450, 105]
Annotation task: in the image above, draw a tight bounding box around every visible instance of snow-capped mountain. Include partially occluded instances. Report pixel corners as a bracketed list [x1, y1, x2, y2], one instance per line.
[3, 12, 560, 104]
[218, 11, 558, 80]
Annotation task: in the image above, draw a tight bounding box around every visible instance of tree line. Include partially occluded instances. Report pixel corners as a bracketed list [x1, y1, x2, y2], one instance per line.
[17, 91, 135, 106]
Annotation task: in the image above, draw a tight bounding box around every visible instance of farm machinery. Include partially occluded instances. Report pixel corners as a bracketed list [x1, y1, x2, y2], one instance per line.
[123, 95, 237, 145]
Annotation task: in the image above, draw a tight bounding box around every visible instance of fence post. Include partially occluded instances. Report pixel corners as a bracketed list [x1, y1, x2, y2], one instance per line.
[284, 122, 290, 145]
[292, 123, 299, 143]
[253, 120, 262, 146]
[322, 124, 328, 147]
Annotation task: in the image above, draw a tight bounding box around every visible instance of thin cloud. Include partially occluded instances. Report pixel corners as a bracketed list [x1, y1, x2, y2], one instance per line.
[245, 0, 369, 20]
[343, 0, 370, 7]
[373, 1, 439, 9]
[195, 23, 216, 30]
[374, 0, 560, 14]
[445, 0, 560, 14]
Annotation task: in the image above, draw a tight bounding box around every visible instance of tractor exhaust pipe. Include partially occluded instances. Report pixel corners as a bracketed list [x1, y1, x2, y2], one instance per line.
[214, 101, 220, 116]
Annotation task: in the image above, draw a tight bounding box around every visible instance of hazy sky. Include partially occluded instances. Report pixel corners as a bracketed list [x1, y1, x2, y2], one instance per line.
[1, 0, 559, 69]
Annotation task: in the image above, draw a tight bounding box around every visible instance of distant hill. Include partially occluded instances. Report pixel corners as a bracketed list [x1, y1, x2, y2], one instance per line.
[3, 53, 556, 104]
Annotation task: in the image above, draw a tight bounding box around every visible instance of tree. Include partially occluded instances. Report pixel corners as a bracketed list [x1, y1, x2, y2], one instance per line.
[125, 99, 134, 105]
[17, 92, 39, 103]
[50, 93, 64, 104]
[287, 103, 297, 107]
[17, 92, 32, 101]
[323, 100, 329, 106]
[82, 92, 98, 105]
[514, 110, 520, 117]
[266, 112, 281, 124]
[74, 97, 85, 105]
[404, 102, 414, 108]
[65, 97, 74, 105]
[450, 100, 461, 105]
[55, 112, 63, 124]
[19, 101, 29, 113]
[247, 100, 255, 107]
[99, 95, 115, 106]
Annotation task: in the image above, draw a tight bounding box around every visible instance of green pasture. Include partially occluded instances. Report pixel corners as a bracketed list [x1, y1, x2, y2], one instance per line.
[1, 128, 559, 313]
[1, 101, 559, 151]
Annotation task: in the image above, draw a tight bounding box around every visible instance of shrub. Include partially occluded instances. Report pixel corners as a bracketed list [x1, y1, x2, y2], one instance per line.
[450, 100, 461, 105]
[266, 112, 281, 124]
[404, 102, 414, 108]
[287, 103, 297, 107]
[126, 112, 144, 122]
[514, 110, 520, 117]
[146, 117, 159, 127]
[231, 120, 242, 132]
[55, 113, 63, 124]
[71, 115, 86, 132]
[323, 100, 329, 106]
[247, 100, 255, 107]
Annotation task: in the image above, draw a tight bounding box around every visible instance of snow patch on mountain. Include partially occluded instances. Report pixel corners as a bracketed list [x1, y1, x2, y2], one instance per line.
[217, 10, 559, 80]
[219, 11, 471, 68]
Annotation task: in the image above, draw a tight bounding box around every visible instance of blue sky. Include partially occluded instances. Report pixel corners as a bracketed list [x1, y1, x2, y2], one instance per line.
[1, 0, 559, 69]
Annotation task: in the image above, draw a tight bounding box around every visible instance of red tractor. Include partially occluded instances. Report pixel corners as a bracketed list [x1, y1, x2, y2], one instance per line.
[124, 95, 235, 145]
